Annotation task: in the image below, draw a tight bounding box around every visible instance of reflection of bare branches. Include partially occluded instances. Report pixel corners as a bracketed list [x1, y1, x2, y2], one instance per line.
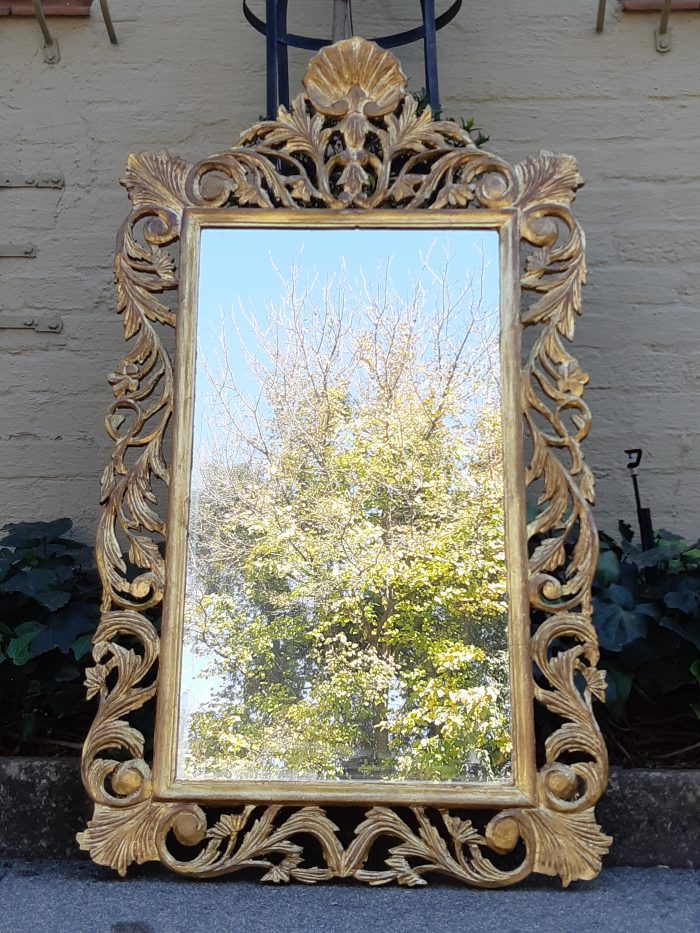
[196, 245, 498, 524]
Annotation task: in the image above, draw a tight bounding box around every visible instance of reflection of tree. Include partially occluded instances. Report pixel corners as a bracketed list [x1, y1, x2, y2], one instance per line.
[184, 252, 511, 782]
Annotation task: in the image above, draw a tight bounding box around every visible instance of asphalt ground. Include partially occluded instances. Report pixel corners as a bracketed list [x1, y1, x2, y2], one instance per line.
[0, 862, 698, 933]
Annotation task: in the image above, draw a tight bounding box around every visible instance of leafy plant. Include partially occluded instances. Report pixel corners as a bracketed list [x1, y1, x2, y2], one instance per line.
[412, 88, 490, 147]
[0, 518, 100, 752]
[593, 523, 700, 765]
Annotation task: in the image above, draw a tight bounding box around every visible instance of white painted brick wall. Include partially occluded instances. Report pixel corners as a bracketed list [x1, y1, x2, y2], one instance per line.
[0, 1, 698, 541]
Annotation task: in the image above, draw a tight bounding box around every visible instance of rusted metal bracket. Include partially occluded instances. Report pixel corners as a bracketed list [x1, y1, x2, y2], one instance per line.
[11, 1, 116, 59]
[31, 0, 60, 63]
[0, 244, 36, 258]
[596, 0, 607, 32]
[610, 0, 697, 49]
[99, 0, 117, 44]
[0, 313, 63, 333]
[655, 0, 673, 50]
[0, 173, 64, 189]
[0, 2, 92, 13]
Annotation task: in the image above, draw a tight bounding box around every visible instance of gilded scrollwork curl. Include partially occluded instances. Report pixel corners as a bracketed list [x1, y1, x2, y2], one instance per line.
[79, 36, 610, 886]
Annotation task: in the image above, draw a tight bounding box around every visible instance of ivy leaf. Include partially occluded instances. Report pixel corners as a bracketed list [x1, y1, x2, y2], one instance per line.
[0, 548, 14, 583]
[29, 601, 99, 657]
[0, 518, 72, 548]
[691, 660, 700, 686]
[663, 577, 700, 616]
[595, 549, 620, 586]
[620, 627, 679, 671]
[0, 565, 74, 611]
[603, 664, 633, 719]
[6, 622, 43, 666]
[633, 540, 690, 569]
[659, 614, 700, 651]
[606, 583, 635, 610]
[55, 663, 80, 683]
[71, 633, 94, 661]
[657, 529, 686, 543]
[618, 521, 635, 543]
[636, 653, 696, 695]
[593, 599, 647, 651]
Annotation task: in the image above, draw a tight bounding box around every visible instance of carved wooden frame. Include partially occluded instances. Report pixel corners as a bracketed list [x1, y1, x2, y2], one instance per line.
[78, 36, 610, 886]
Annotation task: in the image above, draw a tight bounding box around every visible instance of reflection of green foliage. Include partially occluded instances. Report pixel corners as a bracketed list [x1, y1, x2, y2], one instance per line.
[184, 266, 510, 782]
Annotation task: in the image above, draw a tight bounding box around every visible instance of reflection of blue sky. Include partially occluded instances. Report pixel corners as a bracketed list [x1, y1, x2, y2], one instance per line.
[180, 226, 500, 720]
[192, 228, 500, 485]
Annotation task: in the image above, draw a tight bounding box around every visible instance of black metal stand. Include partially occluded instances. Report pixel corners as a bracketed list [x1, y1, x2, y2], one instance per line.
[625, 449, 655, 551]
[243, 0, 463, 119]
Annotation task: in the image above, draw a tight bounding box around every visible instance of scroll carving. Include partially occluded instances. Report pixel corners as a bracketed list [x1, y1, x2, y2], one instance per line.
[78, 36, 610, 886]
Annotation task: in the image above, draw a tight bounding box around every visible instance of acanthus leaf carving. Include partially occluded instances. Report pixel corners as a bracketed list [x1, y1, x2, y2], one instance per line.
[77, 797, 205, 877]
[523, 808, 612, 887]
[122, 150, 191, 218]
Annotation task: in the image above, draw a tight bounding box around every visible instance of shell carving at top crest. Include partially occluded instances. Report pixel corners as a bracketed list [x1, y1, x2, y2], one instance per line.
[78, 36, 610, 887]
[303, 36, 407, 116]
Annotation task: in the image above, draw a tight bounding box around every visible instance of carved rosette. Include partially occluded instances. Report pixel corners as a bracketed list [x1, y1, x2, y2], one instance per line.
[78, 37, 610, 886]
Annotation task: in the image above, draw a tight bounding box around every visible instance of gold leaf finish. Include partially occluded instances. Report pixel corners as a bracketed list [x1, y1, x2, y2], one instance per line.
[303, 37, 406, 117]
[79, 37, 610, 886]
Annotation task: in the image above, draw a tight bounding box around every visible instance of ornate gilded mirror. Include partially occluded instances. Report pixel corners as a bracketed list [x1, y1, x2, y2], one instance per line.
[79, 37, 610, 886]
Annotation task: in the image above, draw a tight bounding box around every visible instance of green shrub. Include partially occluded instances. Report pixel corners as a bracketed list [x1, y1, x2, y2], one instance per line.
[0, 519, 99, 751]
[592, 523, 700, 766]
[412, 88, 490, 146]
[594, 523, 700, 715]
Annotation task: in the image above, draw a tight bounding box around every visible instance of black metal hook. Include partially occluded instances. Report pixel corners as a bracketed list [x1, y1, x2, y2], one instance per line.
[242, 0, 463, 119]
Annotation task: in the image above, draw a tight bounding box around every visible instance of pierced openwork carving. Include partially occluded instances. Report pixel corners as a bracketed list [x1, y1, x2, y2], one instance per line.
[78, 37, 610, 886]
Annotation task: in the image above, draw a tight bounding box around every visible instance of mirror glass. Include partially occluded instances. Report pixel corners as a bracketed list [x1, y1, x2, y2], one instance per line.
[176, 225, 512, 784]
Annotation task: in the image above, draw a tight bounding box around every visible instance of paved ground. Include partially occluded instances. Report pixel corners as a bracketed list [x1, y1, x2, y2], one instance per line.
[0, 862, 698, 933]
